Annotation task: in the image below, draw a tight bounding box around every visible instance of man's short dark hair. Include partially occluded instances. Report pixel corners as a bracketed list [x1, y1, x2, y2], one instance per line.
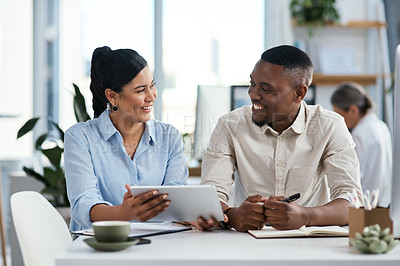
[261, 45, 314, 86]
[261, 45, 313, 70]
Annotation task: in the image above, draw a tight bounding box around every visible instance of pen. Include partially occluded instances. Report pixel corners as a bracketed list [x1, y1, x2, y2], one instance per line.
[281, 193, 300, 203]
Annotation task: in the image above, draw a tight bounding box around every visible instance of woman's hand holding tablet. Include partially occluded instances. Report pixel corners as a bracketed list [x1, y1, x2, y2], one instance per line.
[130, 185, 224, 222]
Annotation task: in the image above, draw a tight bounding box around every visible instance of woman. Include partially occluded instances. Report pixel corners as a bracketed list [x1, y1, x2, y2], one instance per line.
[331, 82, 392, 207]
[65, 46, 188, 231]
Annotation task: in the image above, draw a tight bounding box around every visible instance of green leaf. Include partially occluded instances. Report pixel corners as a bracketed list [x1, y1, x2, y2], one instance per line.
[63, 193, 70, 207]
[49, 120, 65, 142]
[73, 83, 91, 122]
[41, 169, 68, 207]
[17, 117, 40, 139]
[42, 146, 63, 168]
[43, 167, 60, 188]
[22, 166, 50, 187]
[41, 187, 61, 205]
[55, 168, 66, 187]
[35, 134, 48, 149]
[42, 186, 61, 195]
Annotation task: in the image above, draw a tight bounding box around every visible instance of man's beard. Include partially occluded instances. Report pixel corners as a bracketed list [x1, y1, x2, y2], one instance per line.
[251, 115, 268, 128]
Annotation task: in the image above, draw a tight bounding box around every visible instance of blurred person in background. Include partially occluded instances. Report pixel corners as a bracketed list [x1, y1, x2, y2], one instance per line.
[331, 82, 392, 206]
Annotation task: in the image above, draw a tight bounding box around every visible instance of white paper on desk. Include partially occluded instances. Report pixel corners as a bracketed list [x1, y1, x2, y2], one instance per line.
[72, 222, 191, 237]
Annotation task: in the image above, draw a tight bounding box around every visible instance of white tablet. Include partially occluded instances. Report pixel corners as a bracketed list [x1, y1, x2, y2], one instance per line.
[130, 185, 224, 222]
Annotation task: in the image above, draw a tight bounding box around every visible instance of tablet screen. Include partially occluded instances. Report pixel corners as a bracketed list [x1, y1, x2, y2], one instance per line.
[130, 185, 224, 221]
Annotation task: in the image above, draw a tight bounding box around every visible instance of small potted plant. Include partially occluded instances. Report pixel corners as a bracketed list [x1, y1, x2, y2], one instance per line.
[290, 0, 340, 37]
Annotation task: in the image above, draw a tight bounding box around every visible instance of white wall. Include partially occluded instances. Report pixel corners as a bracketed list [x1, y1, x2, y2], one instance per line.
[292, 0, 389, 117]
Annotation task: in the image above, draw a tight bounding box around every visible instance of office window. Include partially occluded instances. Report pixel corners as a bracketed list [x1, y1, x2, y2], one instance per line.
[1, 0, 265, 160]
[59, 0, 154, 130]
[162, 0, 264, 133]
[0, 0, 33, 158]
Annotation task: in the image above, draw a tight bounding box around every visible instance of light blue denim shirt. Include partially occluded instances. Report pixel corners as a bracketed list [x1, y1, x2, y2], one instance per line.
[64, 109, 188, 231]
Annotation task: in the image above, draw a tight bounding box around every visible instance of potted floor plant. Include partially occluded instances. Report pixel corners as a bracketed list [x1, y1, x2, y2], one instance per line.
[17, 83, 91, 222]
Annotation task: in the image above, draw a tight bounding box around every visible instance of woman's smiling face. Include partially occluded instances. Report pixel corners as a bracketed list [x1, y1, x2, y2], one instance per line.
[116, 66, 157, 123]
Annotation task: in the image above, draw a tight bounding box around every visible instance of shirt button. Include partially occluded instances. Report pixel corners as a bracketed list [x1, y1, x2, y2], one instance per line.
[276, 162, 281, 167]
[133, 162, 136, 166]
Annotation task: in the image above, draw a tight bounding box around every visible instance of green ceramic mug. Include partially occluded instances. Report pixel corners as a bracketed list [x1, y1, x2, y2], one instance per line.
[92, 221, 130, 243]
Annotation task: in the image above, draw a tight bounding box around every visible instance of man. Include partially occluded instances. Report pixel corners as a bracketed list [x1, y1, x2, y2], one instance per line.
[196, 45, 363, 232]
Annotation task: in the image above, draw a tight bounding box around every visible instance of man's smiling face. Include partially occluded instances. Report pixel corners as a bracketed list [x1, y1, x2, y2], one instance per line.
[249, 60, 302, 132]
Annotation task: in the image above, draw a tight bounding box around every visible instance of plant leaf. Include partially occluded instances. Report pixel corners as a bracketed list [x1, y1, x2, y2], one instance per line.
[35, 134, 48, 149]
[73, 83, 91, 122]
[22, 166, 50, 187]
[41, 187, 61, 205]
[49, 121, 65, 142]
[42, 187, 61, 195]
[42, 146, 63, 168]
[41, 168, 68, 207]
[17, 117, 40, 139]
[43, 167, 59, 188]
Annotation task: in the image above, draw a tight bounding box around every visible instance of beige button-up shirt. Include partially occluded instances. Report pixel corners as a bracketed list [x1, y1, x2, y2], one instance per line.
[201, 102, 363, 207]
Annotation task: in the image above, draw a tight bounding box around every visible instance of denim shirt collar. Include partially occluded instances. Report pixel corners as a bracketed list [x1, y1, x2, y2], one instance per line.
[97, 109, 156, 145]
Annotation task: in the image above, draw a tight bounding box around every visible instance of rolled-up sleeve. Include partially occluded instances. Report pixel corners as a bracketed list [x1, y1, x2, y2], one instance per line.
[201, 117, 236, 203]
[322, 118, 363, 205]
[64, 128, 111, 230]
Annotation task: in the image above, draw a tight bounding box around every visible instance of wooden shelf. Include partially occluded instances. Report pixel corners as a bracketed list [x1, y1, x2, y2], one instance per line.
[344, 21, 387, 28]
[298, 20, 387, 86]
[312, 74, 377, 85]
[293, 20, 387, 29]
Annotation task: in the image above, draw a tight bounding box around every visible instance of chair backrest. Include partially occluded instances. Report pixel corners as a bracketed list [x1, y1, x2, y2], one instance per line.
[10, 191, 72, 266]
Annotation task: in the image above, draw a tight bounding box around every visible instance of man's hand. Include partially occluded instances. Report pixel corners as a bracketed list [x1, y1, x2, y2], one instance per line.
[226, 195, 267, 232]
[191, 214, 228, 231]
[264, 196, 307, 230]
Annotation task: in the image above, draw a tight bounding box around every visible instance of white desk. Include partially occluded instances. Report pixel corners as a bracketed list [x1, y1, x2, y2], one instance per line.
[56, 228, 400, 266]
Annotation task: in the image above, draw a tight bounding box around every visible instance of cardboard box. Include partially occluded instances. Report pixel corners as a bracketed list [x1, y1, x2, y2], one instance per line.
[348, 207, 393, 244]
[188, 167, 201, 177]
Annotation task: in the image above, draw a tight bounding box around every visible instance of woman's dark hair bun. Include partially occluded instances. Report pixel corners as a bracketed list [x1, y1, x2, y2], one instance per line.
[92, 46, 112, 65]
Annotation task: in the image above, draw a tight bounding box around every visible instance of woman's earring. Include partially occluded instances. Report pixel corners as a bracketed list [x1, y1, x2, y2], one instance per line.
[112, 104, 118, 111]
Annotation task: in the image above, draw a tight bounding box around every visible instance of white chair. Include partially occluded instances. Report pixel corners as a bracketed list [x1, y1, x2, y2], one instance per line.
[10, 191, 72, 266]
